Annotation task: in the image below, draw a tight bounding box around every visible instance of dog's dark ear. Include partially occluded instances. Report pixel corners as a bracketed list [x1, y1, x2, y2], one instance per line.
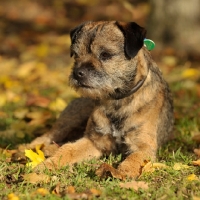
[116, 21, 146, 59]
[70, 22, 88, 57]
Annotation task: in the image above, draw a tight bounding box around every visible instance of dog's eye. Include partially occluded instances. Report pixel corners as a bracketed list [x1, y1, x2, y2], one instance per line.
[100, 52, 112, 61]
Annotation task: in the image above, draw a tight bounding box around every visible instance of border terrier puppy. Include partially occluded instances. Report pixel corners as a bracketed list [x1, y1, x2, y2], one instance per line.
[31, 21, 174, 178]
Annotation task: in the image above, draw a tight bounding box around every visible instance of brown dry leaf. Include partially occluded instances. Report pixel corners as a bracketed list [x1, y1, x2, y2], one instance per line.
[142, 162, 168, 174]
[194, 149, 200, 157]
[192, 134, 200, 143]
[120, 181, 149, 191]
[96, 163, 125, 180]
[89, 188, 101, 197]
[0, 111, 7, 118]
[23, 173, 50, 184]
[0, 149, 17, 162]
[26, 111, 51, 119]
[2, 149, 17, 158]
[65, 187, 101, 199]
[26, 111, 52, 126]
[65, 185, 76, 194]
[192, 159, 200, 166]
[52, 183, 61, 196]
[26, 95, 50, 108]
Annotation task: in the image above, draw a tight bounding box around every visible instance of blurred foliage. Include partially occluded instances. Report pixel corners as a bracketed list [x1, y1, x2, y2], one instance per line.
[0, 0, 199, 149]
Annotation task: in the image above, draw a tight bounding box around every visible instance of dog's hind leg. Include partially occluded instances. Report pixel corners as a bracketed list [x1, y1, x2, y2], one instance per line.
[29, 98, 95, 148]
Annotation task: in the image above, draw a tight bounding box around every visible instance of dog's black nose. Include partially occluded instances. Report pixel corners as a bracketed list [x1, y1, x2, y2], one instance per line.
[73, 67, 86, 80]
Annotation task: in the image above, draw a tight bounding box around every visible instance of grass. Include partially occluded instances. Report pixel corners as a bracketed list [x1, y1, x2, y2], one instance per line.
[1, 97, 200, 200]
[0, 56, 200, 199]
[0, 148, 200, 199]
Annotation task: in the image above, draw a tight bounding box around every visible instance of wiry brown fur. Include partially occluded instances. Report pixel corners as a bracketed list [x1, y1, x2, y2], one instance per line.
[31, 21, 174, 178]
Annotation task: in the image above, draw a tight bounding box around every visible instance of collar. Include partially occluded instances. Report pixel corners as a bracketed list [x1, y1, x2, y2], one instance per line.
[110, 69, 149, 100]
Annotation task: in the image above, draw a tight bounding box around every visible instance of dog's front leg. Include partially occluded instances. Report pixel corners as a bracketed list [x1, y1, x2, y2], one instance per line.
[117, 134, 157, 178]
[34, 137, 102, 171]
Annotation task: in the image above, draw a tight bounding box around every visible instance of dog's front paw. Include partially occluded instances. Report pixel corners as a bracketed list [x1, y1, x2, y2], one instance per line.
[117, 152, 144, 179]
[117, 162, 141, 179]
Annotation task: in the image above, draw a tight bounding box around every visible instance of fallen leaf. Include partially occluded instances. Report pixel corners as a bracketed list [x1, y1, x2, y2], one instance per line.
[49, 97, 67, 112]
[187, 174, 199, 181]
[64, 187, 101, 199]
[193, 196, 200, 200]
[120, 181, 149, 191]
[0, 111, 7, 118]
[36, 188, 49, 196]
[193, 135, 200, 143]
[96, 163, 125, 180]
[181, 68, 200, 80]
[52, 183, 61, 196]
[0, 93, 7, 107]
[26, 111, 52, 126]
[17, 61, 36, 78]
[11, 120, 27, 131]
[25, 144, 45, 168]
[65, 185, 76, 194]
[36, 43, 49, 58]
[13, 108, 29, 119]
[89, 188, 101, 197]
[2, 149, 17, 158]
[192, 159, 200, 166]
[23, 173, 50, 184]
[7, 193, 19, 200]
[173, 163, 190, 171]
[194, 149, 200, 157]
[26, 111, 52, 120]
[26, 95, 50, 108]
[142, 162, 168, 174]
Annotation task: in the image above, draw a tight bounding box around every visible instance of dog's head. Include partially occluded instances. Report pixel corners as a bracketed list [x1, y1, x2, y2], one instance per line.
[69, 21, 147, 100]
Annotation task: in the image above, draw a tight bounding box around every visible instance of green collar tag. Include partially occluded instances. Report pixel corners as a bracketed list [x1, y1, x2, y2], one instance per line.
[144, 39, 155, 51]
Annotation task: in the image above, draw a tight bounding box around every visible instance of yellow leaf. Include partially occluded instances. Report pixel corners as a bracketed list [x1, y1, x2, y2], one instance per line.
[14, 108, 29, 119]
[49, 97, 67, 112]
[173, 163, 190, 171]
[0, 93, 6, 107]
[7, 193, 19, 200]
[181, 68, 200, 79]
[36, 43, 49, 58]
[25, 145, 45, 168]
[193, 196, 200, 200]
[36, 188, 49, 196]
[17, 61, 36, 78]
[142, 162, 168, 173]
[187, 174, 199, 181]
